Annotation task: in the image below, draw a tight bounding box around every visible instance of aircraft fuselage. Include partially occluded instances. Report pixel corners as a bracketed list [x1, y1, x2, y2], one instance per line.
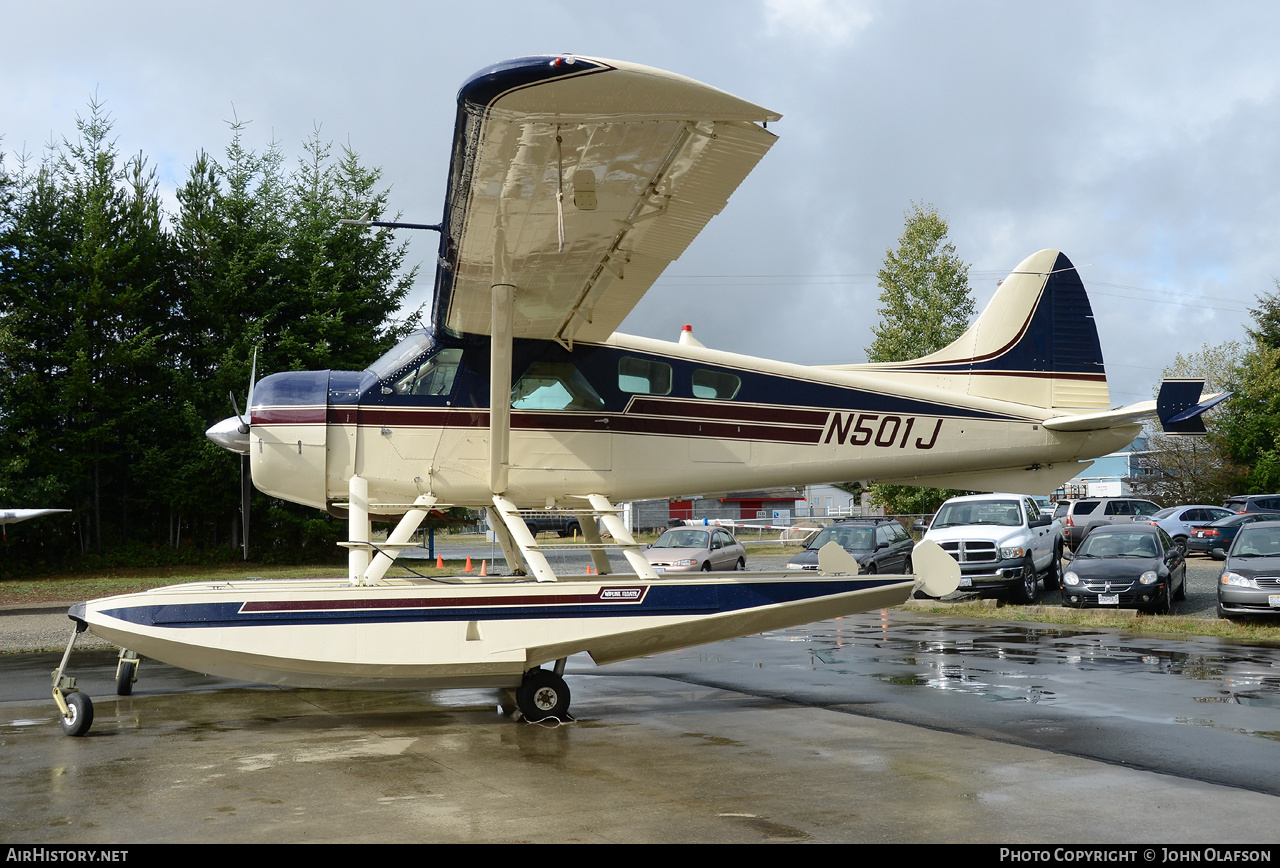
[247, 328, 1138, 515]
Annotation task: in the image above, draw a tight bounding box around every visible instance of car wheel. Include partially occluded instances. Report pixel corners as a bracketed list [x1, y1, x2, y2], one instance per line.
[903, 556, 913, 575]
[1012, 558, 1038, 604]
[701, 560, 712, 572]
[1173, 572, 1186, 601]
[1043, 546, 1062, 591]
[1173, 536, 1188, 556]
[735, 557, 745, 571]
[1152, 586, 1171, 615]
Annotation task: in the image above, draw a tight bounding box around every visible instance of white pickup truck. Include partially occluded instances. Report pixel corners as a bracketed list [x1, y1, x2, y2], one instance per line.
[922, 493, 1065, 603]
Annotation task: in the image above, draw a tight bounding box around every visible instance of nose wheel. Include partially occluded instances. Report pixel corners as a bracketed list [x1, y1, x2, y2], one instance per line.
[115, 649, 140, 696]
[51, 619, 94, 736]
[516, 665, 571, 722]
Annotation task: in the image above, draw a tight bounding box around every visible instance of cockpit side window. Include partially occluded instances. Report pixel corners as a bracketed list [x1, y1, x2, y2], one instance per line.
[618, 356, 672, 396]
[512, 362, 606, 411]
[692, 369, 741, 400]
[391, 348, 463, 397]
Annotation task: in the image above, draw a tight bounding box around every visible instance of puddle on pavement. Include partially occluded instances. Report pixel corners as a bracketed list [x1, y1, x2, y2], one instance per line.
[765, 613, 1280, 738]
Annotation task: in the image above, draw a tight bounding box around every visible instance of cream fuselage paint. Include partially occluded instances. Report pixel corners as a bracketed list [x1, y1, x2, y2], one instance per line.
[249, 332, 1133, 514]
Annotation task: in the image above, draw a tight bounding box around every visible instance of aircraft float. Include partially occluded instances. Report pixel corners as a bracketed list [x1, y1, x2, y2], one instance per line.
[48, 55, 1219, 735]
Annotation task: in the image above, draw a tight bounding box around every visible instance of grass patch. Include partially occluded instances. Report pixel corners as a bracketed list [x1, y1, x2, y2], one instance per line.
[905, 599, 1280, 646]
[0, 561, 483, 605]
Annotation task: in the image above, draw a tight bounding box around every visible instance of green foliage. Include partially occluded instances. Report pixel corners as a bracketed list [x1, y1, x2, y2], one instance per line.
[0, 102, 420, 575]
[866, 202, 975, 364]
[1131, 342, 1244, 505]
[1247, 279, 1280, 350]
[863, 203, 974, 512]
[862, 484, 960, 517]
[1216, 343, 1280, 494]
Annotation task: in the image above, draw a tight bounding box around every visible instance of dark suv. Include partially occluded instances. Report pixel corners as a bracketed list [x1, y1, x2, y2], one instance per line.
[785, 517, 913, 574]
[1223, 494, 1280, 513]
[1062, 497, 1161, 550]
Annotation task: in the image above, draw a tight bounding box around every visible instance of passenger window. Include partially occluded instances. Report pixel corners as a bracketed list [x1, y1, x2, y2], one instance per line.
[618, 357, 672, 395]
[692, 369, 741, 400]
[512, 362, 606, 411]
[392, 348, 462, 397]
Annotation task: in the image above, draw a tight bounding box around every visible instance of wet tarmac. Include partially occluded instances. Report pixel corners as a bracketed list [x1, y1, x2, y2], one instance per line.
[3, 609, 1279, 844]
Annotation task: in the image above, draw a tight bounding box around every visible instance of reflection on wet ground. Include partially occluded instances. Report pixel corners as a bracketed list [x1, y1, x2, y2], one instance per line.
[760, 614, 1280, 742]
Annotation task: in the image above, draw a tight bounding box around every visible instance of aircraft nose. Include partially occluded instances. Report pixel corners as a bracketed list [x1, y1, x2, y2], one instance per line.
[206, 415, 250, 454]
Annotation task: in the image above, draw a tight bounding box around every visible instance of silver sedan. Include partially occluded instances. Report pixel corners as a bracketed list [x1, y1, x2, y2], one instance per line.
[645, 527, 746, 572]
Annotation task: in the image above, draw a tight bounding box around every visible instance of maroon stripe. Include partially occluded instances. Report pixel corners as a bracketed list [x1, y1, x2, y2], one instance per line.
[243, 590, 635, 612]
[626, 397, 829, 425]
[252, 407, 326, 425]
[312, 407, 823, 444]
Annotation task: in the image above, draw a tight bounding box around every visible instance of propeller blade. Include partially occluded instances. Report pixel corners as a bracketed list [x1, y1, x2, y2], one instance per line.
[247, 346, 258, 412]
[241, 453, 251, 560]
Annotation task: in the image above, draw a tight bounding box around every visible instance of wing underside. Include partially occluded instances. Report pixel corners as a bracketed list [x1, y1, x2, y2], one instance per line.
[432, 56, 780, 347]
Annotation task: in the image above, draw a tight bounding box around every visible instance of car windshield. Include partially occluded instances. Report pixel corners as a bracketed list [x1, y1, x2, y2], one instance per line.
[652, 529, 709, 549]
[807, 525, 874, 551]
[1075, 532, 1160, 558]
[931, 500, 1022, 528]
[1231, 527, 1280, 557]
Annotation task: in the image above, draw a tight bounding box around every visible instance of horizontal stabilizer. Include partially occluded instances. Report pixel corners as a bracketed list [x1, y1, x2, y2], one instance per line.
[1158, 379, 1230, 435]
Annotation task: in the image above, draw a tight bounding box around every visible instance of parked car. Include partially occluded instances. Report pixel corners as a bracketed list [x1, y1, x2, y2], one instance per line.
[645, 527, 745, 573]
[785, 517, 913, 574]
[522, 511, 583, 537]
[1187, 512, 1280, 555]
[1223, 494, 1280, 513]
[1214, 520, 1280, 620]
[1148, 505, 1234, 552]
[1061, 497, 1162, 550]
[922, 493, 1063, 601]
[1060, 524, 1186, 614]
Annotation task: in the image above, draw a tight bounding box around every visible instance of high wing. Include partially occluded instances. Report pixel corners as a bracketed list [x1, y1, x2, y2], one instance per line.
[430, 55, 780, 348]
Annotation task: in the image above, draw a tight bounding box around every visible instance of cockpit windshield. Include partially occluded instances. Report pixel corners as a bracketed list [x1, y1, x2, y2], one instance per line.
[366, 329, 437, 381]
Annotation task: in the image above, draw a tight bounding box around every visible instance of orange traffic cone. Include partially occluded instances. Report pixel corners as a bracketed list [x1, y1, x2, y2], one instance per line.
[586, 565, 594, 575]
[436, 554, 444, 569]
[464, 555, 474, 572]
[479, 559, 487, 576]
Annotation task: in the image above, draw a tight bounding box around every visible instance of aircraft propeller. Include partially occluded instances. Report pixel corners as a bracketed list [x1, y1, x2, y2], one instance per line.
[204, 348, 257, 560]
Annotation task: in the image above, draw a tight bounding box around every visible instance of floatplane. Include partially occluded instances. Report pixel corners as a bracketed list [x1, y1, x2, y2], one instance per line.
[50, 55, 1219, 735]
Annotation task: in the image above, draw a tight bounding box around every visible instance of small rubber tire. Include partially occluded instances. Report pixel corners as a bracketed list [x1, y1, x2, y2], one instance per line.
[60, 692, 93, 737]
[517, 669, 571, 722]
[117, 660, 136, 697]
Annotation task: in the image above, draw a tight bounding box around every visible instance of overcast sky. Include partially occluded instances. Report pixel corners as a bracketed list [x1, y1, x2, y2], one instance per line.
[3, 1, 1277, 406]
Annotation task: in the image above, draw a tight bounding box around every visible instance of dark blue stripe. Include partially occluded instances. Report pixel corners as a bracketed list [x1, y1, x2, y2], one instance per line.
[100, 579, 896, 630]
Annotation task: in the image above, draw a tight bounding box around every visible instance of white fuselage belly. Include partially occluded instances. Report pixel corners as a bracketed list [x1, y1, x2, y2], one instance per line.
[81, 574, 913, 689]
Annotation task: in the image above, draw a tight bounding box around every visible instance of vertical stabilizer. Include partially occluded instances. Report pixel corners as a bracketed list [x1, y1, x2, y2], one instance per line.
[835, 249, 1109, 410]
